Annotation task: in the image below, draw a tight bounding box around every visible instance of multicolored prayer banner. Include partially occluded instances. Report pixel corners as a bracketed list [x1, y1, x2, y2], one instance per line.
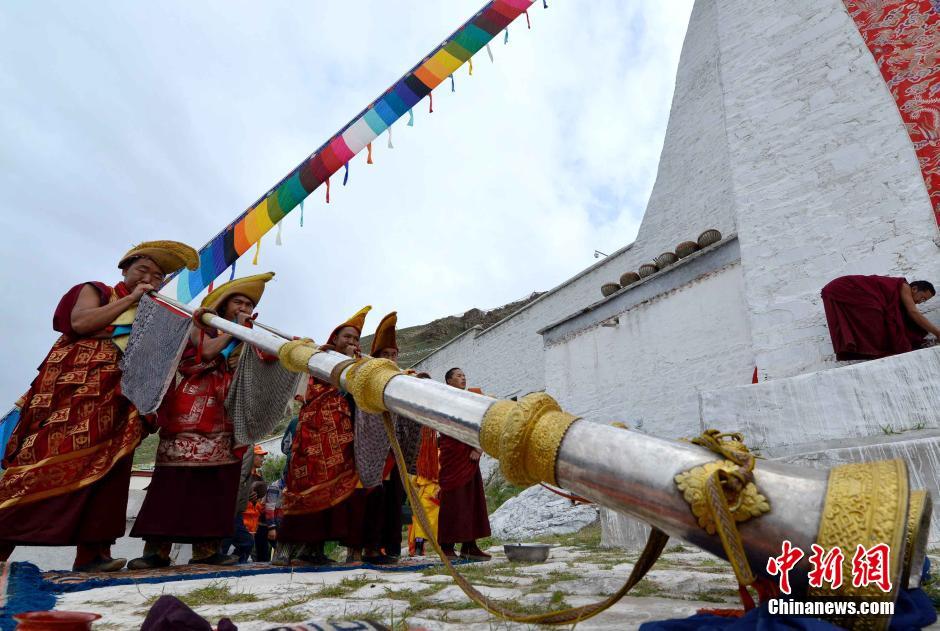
[174, 0, 535, 302]
[843, 1, 940, 227]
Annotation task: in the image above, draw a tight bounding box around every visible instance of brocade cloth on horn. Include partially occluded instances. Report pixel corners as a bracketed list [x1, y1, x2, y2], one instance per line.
[354, 408, 421, 488]
[225, 344, 303, 446]
[120, 294, 193, 416]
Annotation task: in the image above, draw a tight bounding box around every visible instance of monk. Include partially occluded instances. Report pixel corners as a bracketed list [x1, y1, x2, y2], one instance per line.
[128, 272, 275, 569]
[438, 368, 491, 561]
[347, 312, 420, 564]
[278, 306, 371, 566]
[408, 425, 441, 557]
[821, 276, 938, 360]
[0, 241, 199, 572]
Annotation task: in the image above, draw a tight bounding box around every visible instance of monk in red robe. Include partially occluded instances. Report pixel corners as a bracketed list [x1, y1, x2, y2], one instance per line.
[822, 276, 938, 360]
[278, 306, 371, 566]
[437, 368, 491, 561]
[0, 241, 198, 572]
[128, 272, 275, 569]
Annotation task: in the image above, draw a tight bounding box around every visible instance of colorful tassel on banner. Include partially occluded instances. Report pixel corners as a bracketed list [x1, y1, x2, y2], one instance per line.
[276, 220, 283, 245]
[407, 108, 414, 127]
[387, 126, 394, 149]
[504, 28, 509, 44]
[450, 75, 455, 92]
[343, 162, 349, 185]
[325, 176, 331, 203]
[252, 238, 261, 265]
[429, 92, 434, 113]
[299, 200, 304, 227]
[525, 9, 531, 28]
[468, 57, 474, 76]
[207, 280, 214, 294]
[486, 43, 494, 62]
[229, 261, 237, 281]
[366, 142, 374, 164]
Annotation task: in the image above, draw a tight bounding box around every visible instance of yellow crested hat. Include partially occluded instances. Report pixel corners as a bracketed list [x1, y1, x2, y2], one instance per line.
[119, 240, 200, 275]
[201, 272, 275, 311]
[371, 311, 398, 355]
[329, 305, 371, 342]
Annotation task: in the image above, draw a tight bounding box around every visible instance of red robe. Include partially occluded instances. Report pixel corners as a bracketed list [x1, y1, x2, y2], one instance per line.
[130, 343, 242, 542]
[822, 275, 927, 360]
[0, 282, 144, 546]
[279, 378, 357, 543]
[437, 434, 491, 545]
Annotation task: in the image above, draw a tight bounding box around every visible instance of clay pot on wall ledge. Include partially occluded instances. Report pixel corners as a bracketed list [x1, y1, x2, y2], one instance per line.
[697, 229, 722, 248]
[619, 271, 641, 287]
[601, 282, 621, 297]
[638, 263, 659, 278]
[655, 252, 678, 268]
[675, 241, 700, 258]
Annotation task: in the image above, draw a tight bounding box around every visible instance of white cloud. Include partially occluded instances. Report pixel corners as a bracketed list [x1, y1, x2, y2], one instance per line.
[0, 0, 693, 406]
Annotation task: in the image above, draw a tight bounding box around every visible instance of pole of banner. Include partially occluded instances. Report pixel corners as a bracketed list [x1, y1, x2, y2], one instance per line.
[155, 297, 927, 626]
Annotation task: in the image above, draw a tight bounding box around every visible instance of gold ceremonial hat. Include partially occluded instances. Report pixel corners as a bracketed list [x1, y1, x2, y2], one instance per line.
[370, 311, 398, 355]
[118, 240, 200, 275]
[330, 305, 371, 342]
[201, 272, 275, 311]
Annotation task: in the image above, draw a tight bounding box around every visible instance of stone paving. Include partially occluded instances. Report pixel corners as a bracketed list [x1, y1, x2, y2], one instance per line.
[52, 541, 940, 630]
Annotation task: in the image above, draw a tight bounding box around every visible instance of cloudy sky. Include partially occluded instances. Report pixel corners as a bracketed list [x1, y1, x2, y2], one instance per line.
[0, 1, 694, 405]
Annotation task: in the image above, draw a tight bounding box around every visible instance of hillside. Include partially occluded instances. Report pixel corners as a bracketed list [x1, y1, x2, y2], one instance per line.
[361, 292, 545, 367]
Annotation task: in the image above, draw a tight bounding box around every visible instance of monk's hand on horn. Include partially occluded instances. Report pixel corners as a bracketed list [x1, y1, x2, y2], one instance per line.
[130, 282, 155, 303]
[192, 307, 219, 334]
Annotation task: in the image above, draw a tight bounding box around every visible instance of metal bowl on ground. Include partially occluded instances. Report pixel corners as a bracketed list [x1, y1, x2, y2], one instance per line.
[601, 282, 620, 297]
[638, 263, 659, 278]
[655, 252, 678, 268]
[503, 543, 551, 563]
[697, 229, 722, 248]
[675, 240, 700, 258]
[619, 271, 641, 287]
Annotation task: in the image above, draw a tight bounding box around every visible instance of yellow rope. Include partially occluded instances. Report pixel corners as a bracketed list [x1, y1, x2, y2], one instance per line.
[382, 412, 669, 625]
[691, 430, 758, 587]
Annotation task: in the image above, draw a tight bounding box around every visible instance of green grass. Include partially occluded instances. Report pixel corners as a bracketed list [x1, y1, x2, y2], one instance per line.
[233, 594, 314, 623]
[143, 582, 260, 607]
[484, 479, 527, 513]
[312, 574, 374, 598]
[133, 433, 159, 466]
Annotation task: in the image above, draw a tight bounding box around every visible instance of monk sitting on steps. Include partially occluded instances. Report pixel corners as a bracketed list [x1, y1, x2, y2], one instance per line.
[821, 275, 938, 360]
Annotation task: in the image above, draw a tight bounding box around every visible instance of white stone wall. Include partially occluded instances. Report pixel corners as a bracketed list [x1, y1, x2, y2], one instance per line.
[715, 0, 940, 380]
[701, 346, 940, 451]
[544, 263, 753, 439]
[413, 0, 746, 396]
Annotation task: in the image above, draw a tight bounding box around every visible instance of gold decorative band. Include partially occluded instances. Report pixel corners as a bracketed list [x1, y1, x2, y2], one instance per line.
[809, 459, 909, 631]
[277, 338, 319, 373]
[344, 357, 403, 414]
[480, 392, 579, 487]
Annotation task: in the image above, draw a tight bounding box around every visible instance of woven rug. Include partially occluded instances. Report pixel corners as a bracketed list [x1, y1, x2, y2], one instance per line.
[38, 556, 472, 593]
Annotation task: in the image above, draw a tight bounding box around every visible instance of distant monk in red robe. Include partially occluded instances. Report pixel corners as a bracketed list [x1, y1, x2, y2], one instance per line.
[437, 367, 491, 561]
[278, 306, 371, 566]
[0, 240, 199, 572]
[821, 276, 938, 360]
[128, 272, 275, 569]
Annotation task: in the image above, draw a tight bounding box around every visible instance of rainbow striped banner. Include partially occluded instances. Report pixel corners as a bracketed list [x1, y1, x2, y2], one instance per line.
[174, 0, 535, 302]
